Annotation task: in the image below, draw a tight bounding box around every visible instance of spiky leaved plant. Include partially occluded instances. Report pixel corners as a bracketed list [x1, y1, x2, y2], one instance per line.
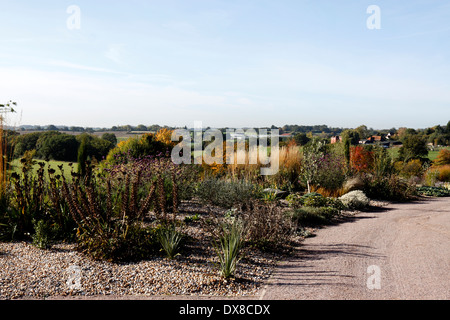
[212, 218, 246, 279]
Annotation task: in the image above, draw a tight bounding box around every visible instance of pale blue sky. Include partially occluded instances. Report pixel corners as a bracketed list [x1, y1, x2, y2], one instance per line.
[1, 0, 449, 129]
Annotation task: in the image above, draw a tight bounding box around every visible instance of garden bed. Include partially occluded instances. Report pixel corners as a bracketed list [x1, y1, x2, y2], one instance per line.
[0, 200, 292, 300]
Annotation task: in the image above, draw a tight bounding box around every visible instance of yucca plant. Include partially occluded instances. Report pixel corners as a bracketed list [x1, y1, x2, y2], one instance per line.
[212, 218, 246, 279]
[157, 223, 183, 259]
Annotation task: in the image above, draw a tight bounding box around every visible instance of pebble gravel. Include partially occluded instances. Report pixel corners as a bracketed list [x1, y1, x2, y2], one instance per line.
[0, 200, 285, 300]
[0, 240, 281, 300]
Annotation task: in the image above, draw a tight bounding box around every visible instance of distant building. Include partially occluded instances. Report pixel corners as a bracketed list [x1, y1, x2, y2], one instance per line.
[362, 135, 384, 144]
[331, 136, 342, 144]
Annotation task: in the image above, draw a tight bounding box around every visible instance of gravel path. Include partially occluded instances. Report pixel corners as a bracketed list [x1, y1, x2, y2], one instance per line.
[260, 197, 450, 300]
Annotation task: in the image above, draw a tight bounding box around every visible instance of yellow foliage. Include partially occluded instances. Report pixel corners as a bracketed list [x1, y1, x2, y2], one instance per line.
[155, 128, 176, 147]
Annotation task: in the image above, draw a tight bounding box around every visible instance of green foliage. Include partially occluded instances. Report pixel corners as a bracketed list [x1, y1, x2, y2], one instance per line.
[35, 131, 79, 162]
[286, 192, 344, 211]
[157, 224, 184, 259]
[300, 192, 327, 207]
[300, 138, 327, 193]
[105, 133, 167, 165]
[77, 135, 88, 176]
[341, 129, 361, 166]
[76, 133, 115, 162]
[361, 174, 417, 201]
[196, 178, 257, 209]
[13, 132, 42, 158]
[212, 218, 245, 279]
[101, 133, 118, 146]
[289, 206, 339, 227]
[32, 219, 51, 249]
[398, 134, 428, 162]
[184, 213, 200, 223]
[293, 133, 310, 146]
[341, 129, 361, 146]
[371, 145, 394, 178]
[416, 186, 450, 197]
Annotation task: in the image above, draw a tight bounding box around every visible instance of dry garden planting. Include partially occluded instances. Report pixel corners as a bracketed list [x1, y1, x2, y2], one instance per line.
[1, 123, 450, 299]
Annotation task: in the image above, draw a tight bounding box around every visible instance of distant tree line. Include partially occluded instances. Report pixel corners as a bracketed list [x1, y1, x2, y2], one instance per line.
[13, 131, 117, 162]
[13, 121, 450, 164]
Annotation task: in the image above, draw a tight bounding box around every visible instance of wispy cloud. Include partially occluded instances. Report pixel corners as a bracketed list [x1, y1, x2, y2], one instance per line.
[47, 60, 125, 74]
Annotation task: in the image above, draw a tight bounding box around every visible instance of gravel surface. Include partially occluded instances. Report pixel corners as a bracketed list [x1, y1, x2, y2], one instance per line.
[261, 197, 450, 300]
[0, 201, 285, 300]
[0, 241, 279, 300]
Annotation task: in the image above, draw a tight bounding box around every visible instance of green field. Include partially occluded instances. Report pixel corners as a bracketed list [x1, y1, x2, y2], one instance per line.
[10, 159, 78, 180]
[387, 146, 450, 162]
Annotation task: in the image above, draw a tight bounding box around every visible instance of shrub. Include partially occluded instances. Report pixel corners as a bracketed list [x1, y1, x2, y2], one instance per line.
[361, 174, 417, 201]
[395, 159, 425, 179]
[416, 186, 450, 197]
[424, 168, 440, 186]
[434, 149, 450, 166]
[105, 133, 167, 165]
[438, 165, 450, 182]
[239, 201, 295, 251]
[350, 145, 374, 173]
[315, 153, 347, 192]
[339, 190, 370, 210]
[196, 178, 257, 209]
[289, 206, 338, 227]
[300, 192, 327, 207]
[286, 192, 344, 211]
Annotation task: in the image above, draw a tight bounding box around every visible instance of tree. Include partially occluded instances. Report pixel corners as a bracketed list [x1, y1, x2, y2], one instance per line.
[341, 129, 360, 166]
[13, 132, 42, 157]
[35, 132, 79, 161]
[136, 124, 148, 131]
[398, 134, 428, 162]
[47, 124, 58, 131]
[293, 133, 310, 146]
[76, 133, 114, 162]
[355, 125, 370, 140]
[77, 135, 88, 176]
[101, 133, 117, 146]
[341, 129, 360, 146]
[300, 138, 327, 193]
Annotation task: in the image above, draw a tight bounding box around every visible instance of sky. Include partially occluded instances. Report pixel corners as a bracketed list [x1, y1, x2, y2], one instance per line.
[1, 0, 450, 129]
